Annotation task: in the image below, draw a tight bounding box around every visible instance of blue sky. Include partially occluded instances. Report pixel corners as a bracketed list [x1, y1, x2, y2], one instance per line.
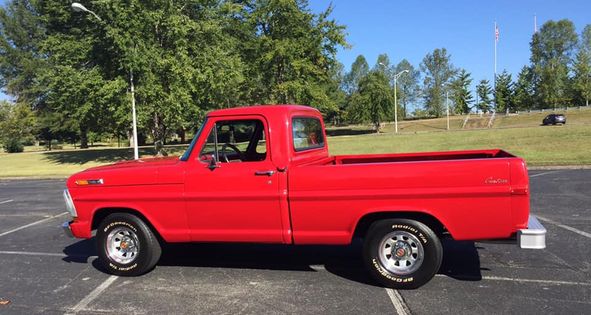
[1, 0, 590, 101]
[308, 0, 590, 87]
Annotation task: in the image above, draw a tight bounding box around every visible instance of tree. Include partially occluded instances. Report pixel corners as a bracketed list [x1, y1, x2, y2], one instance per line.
[494, 70, 513, 113]
[0, 0, 46, 104]
[573, 25, 591, 106]
[476, 79, 493, 112]
[420, 48, 456, 117]
[343, 54, 369, 95]
[512, 66, 535, 111]
[530, 19, 578, 109]
[450, 69, 473, 114]
[374, 53, 392, 81]
[394, 59, 420, 117]
[0, 0, 349, 152]
[0, 101, 36, 152]
[243, 0, 347, 112]
[581, 25, 591, 52]
[348, 71, 394, 132]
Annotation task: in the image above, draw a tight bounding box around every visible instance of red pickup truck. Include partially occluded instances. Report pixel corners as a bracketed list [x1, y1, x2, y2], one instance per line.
[62, 105, 546, 289]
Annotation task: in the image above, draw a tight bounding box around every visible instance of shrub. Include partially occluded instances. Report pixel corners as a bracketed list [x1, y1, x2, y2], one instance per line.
[3, 138, 24, 153]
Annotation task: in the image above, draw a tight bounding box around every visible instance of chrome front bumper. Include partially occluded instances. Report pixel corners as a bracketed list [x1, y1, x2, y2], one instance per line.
[518, 215, 546, 249]
[62, 221, 74, 238]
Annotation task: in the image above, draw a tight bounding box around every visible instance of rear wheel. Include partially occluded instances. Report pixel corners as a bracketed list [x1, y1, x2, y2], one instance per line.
[97, 213, 161, 276]
[363, 219, 442, 289]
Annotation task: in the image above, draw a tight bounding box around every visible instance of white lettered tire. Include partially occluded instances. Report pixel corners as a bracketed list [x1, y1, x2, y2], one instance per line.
[363, 219, 443, 289]
[97, 213, 161, 276]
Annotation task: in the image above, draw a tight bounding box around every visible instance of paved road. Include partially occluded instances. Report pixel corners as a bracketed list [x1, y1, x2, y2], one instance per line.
[0, 170, 589, 314]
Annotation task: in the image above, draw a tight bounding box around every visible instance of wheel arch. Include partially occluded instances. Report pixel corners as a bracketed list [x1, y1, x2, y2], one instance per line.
[92, 207, 165, 243]
[353, 210, 450, 240]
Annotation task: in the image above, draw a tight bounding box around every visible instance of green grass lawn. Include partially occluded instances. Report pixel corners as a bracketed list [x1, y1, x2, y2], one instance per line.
[1, 108, 590, 177]
[328, 123, 591, 166]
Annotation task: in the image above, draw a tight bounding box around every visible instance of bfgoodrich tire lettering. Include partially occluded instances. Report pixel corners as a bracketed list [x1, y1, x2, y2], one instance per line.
[97, 213, 162, 276]
[363, 219, 443, 289]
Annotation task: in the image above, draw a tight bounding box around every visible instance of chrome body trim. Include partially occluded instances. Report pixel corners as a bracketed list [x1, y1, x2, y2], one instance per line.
[63, 189, 77, 218]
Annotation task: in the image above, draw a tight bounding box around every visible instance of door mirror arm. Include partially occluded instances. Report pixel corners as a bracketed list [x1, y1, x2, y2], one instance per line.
[207, 154, 220, 170]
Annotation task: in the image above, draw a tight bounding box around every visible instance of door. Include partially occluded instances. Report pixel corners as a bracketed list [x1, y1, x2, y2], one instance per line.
[185, 116, 285, 243]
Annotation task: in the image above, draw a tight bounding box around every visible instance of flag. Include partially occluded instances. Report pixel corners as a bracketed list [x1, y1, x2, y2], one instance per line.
[495, 25, 500, 42]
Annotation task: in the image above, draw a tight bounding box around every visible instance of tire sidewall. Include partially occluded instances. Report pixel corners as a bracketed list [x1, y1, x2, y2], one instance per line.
[364, 219, 442, 289]
[97, 215, 152, 276]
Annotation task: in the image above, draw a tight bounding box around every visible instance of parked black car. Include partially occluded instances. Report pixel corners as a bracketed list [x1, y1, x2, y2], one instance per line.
[542, 114, 566, 125]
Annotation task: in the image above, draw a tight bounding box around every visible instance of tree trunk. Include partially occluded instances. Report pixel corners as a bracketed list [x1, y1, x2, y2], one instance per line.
[152, 113, 167, 156]
[79, 126, 89, 149]
[178, 128, 186, 143]
[128, 130, 134, 147]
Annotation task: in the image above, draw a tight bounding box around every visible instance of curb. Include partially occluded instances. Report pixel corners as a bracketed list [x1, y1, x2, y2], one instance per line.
[0, 176, 68, 181]
[527, 165, 591, 170]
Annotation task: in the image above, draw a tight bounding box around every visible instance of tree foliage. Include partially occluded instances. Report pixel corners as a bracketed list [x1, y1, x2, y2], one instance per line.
[343, 54, 369, 95]
[348, 71, 393, 132]
[450, 69, 473, 114]
[476, 79, 493, 112]
[530, 19, 578, 109]
[420, 48, 456, 117]
[512, 66, 535, 111]
[0, 0, 347, 152]
[494, 70, 513, 113]
[394, 59, 420, 117]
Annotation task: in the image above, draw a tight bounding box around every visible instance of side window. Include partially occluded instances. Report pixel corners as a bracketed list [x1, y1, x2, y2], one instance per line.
[292, 117, 325, 151]
[199, 119, 267, 163]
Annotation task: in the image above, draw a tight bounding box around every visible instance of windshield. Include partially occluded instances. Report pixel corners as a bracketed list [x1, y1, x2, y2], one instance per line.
[180, 118, 207, 161]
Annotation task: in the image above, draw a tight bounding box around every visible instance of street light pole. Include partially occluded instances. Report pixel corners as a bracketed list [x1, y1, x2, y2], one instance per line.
[71, 2, 139, 160]
[446, 90, 450, 131]
[130, 70, 139, 160]
[441, 83, 450, 131]
[393, 70, 409, 133]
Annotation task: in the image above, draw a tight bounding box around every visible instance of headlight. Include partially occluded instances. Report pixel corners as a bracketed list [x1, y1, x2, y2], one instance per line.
[63, 189, 77, 218]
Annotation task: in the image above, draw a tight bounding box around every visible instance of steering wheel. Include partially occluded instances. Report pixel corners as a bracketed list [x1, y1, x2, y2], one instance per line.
[220, 143, 243, 162]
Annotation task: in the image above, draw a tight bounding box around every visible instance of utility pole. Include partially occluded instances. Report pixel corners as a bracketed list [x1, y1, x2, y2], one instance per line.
[393, 70, 409, 133]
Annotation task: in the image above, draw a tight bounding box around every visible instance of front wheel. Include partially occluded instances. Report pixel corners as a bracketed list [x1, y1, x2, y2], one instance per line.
[97, 213, 162, 276]
[363, 219, 443, 289]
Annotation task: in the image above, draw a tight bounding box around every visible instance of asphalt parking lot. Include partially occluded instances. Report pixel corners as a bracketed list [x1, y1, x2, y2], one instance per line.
[0, 170, 590, 314]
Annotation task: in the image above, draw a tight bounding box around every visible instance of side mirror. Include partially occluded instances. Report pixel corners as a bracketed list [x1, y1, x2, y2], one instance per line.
[207, 154, 220, 170]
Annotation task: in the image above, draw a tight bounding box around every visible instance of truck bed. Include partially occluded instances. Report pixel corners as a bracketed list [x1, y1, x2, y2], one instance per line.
[289, 149, 528, 245]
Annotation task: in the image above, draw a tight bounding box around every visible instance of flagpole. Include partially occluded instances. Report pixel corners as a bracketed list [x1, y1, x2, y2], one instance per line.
[494, 21, 497, 110]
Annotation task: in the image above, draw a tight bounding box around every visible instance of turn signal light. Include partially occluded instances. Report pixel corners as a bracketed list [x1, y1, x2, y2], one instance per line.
[75, 179, 104, 186]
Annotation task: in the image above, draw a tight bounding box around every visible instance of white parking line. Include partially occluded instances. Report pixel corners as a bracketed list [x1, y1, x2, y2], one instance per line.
[66, 275, 118, 314]
[435, 274, 591, 286]
[536, 216, 591, 239]
[481, 276, 591, 286]
[0, 199, 14, 205]
[0, 250, 97, 259]
[385, 288, 411, 315]
[529, 171, 558, 178]
[0, 212, 67, 237]
[0, 251, 66, 257]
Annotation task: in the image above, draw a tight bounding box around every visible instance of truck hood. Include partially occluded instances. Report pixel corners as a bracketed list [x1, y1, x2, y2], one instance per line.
[67, 156, 183, 188]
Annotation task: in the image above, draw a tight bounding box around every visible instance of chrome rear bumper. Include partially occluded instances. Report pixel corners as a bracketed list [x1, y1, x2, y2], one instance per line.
[62, 221, 74, 238]
[518, 215, 546, 249]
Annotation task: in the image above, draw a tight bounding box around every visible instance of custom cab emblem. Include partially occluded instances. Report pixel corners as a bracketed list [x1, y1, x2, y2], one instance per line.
[485, 177, 508, 184]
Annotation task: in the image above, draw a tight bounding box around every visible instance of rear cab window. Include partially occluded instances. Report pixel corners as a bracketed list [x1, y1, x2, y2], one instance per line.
[292, 117, 325, 151]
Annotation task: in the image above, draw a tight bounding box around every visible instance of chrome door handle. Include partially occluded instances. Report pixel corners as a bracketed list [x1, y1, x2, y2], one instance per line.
[254, 170, 275, 176]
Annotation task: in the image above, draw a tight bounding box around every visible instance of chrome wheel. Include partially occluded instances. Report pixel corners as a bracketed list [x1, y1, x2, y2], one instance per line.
[106, 227, 140, 264]
[378, 231, 424, 275]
